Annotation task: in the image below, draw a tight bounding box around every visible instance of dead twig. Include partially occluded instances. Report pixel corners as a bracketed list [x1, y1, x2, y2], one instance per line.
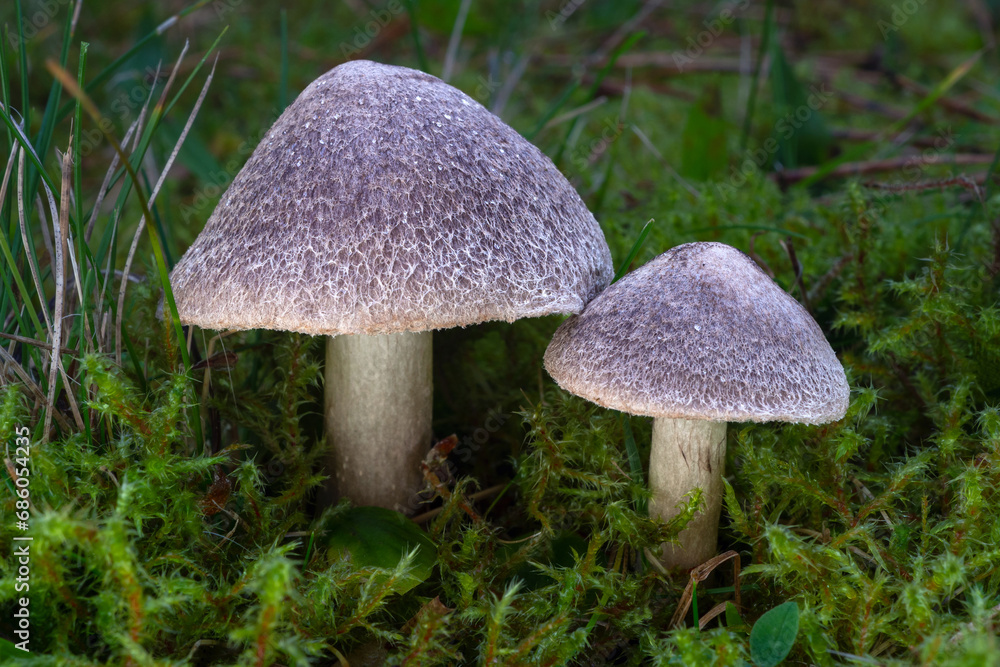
[779, 237, 809, 311]
[553, 53, 744, 74]
[893, 73, 999, 125]
[747, 231, 775, 278]
[53, 143, 84, 432]
[669, 550, 742, 629]
[588, 0, 666, 67]
[0, 332, 76, 355]
[862, 173, 987, 195]
[630, 124, 701, 199]
[807, 253, 854, 305]
[420, 435, 482, 523]
[596, 76, 696, 102]
[774, 153, 995, 185]
[412, 482, 508, 525]
[837, 91, 909, 121]
[831, 127, 989, 152]
[851, 476, 894, 527]
[17, 149, 53, 337]
[0, 341, 72, 431]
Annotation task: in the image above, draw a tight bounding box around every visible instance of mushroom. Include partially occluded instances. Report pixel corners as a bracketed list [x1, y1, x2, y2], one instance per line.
[543, 242, 848, 568]
[170, 61, 613, 511]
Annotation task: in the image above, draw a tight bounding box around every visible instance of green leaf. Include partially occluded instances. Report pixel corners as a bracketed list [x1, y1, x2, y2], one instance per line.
[621, 414, 643, 487]
[726, 601, 749, 633]
[750, 601, 799, 667]
[500, 530, 587, 590]
[322, 506, 437, 594]
[613, 218, 655, 282]
[0, 638, 27, 660]
[769, 43, 831, 169]
[681, 87, 728, 181]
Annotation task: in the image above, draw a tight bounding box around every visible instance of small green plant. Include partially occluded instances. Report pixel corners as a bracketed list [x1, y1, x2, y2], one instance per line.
[748, 602, 800, 667]
[321, 505, 438, 594]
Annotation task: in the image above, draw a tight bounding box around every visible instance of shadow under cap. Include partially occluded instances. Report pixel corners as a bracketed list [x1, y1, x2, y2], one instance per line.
[169, 60, 613, 335]
[543, 242, 850, 424]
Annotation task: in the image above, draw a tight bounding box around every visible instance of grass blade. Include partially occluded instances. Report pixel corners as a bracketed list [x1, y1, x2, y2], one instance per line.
[0, 145, 44, 335]
[739, 0, 774, 152]
[103, 30, 227, 203]
[0, 23, 13, 150]
[279, 9, 289, 111]
[29, 0, 78, 195]
[54, 0, 214, 120]
[45, 58, 204, 451]
[403, 0, 430, 72]
[525, 77, 582, 142]
[797, 50, 985, 188]
[116, 56, 217, 364]
[15, 0, 29, 149]
[621, 414, 647, 514]
[614, 218, 654, 282]
[551, 31, 643, 166]
[441, 0, 472, 82]
[17, 149, 52, 336]
[43, 145, 70, 441]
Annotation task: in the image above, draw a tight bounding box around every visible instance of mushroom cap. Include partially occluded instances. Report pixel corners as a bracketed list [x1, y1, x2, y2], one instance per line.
[169, 60, 613, 335]
[543, 242, 849, 424]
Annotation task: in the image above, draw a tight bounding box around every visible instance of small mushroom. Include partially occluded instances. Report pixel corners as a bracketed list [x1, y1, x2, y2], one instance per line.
[170, 61, 613, 511]
[543, 242, 848, 568]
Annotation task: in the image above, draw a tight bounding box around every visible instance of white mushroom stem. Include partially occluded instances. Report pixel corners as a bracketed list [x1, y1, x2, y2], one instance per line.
[648, 418, 727, 569]
[324, 331, 432, 511]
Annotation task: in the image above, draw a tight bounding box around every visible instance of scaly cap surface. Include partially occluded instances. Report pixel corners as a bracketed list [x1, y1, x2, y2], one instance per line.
[170, 60, 612, 335]
[544, 242, 849, 424]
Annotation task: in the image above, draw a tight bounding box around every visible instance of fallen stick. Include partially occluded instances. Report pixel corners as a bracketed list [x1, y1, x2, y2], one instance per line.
[773, 153, 995, 184]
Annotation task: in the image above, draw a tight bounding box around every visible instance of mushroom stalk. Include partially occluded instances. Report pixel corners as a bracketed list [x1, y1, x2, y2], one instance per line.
[324, 331, 432, 511]
[648, 417, 727, 569]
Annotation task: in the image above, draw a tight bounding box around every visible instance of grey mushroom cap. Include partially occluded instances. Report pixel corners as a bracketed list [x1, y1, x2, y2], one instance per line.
[169, 60, 613, 335]
[543, 242, 850, 424]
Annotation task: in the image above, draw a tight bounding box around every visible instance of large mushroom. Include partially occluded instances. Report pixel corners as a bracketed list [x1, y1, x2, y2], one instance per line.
[170, 61, 613, 511]
[543, 242, 848, 568]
